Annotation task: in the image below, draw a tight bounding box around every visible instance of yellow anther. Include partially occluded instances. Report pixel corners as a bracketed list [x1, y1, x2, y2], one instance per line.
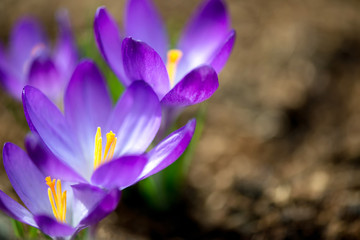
[166, 49, 183, 87]
[103, 131, 116, 162]
[93, 127, 118, 169]
[108, 137, 117, 162]
[61, 191, 67, 222]
[46, 177, 67, 223]
[94, 127, 102, 169]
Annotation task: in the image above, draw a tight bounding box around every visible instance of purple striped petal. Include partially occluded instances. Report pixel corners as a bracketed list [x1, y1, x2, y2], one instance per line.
[78, 188, 121, 227]
[140, 119, 196, 179]
[27, 54, 62, 103]
[91, 155, 147, 189]
[107, 81, 161, 155]
[64, 60, 112, 167]
[122, 37, 170, 99]
[125, 0, 168, 60]
[25, 133, 86, 183]
[34, 215, 75, 237]
[22, 86, 85, 175]
[3, 143, 51, 215]
[161, 65, 218, 106]
[177, 0, 230, 77]
[10, 17, 48, 72]
[0, 190, 37, 227]
[53, 9, 78, 81]
[209, 29, 236, 73]
[94, 7, 129, 85]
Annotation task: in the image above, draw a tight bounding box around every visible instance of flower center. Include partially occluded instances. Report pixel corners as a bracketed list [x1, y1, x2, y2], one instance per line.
[166, 49, 183, 87]
[46, 176, 67, 223]
[23, 43, 47, 74]
[93, 127, 117, 169]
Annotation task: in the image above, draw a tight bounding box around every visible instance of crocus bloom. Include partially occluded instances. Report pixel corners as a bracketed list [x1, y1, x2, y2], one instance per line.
[0, 143, 121, 238]
[22, 60, 196, 190]
[94, 0, 235, 133]
[0, 10, 78, 104]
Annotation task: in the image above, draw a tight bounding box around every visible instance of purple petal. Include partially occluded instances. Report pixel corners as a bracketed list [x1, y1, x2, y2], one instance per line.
[91, 155, 147, 189]
[161, 65, 218, 106]
[10, 17, 48, 72]
[140, 119, 196, 179]
[94, 7, 129, 85]
[0, 43, 23, 99]
[177, 0, 230, 77]
[27, 54, 63, 103]
[0, 190, 37, 227]
[209, 29, 236, 73]
[22, 86, 85, 175]
[53, 9, 78, 82]
[107, 81, 161, 155]
[0, 42, 25, 99]
[78, 189, 120, 227]
[34, 215, 75, 237]
[71, 184, 109, 212]
[0, 67, 23, 100]
[64, 60, 112, 166]
[122, 37, 170, 99]
[3, 143, 51, 215]
[125, 0, 168, 60]
[25, 133, 86, 183]
[71, 183, 109, 226]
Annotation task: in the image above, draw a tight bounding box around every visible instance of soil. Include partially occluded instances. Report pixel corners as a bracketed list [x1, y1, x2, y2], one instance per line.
[1, 0, 360, 239]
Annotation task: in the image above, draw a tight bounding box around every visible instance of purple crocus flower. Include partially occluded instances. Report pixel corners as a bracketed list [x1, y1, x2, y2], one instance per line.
[22, 59, 196, 190]
[94, 0, 235, 133]
[0, 143, 121, 238]
[0, 10, 78, 104]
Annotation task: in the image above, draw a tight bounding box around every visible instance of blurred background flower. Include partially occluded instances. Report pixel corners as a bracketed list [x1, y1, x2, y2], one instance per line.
[0, 10, 78, 105]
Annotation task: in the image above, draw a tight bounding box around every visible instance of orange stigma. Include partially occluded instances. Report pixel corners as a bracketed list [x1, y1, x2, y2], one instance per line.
[45, 176, 67, 223]
[166, 49, 183, 87]
[30, 43, 46, 57]
[94, 127, 117, 169]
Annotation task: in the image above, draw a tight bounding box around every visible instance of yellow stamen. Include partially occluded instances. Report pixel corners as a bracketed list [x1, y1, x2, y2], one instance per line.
[46, 177, 67, 223]
[47, 188, 59, 220]
[61, 191, 67, 222]
[93, 127, 118, 169]
[103, 131, 115, 162]
[108, 137, 117, 162]
[166, 49, 183, 87]
[94, 127, 102, 169]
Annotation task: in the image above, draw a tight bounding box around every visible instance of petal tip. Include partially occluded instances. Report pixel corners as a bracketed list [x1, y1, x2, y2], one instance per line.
[95, 6, 107, 17]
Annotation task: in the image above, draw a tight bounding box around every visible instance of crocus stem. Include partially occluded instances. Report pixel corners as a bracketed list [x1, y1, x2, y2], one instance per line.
[155, 106, 182, 144]
[87, 224, 98, 240]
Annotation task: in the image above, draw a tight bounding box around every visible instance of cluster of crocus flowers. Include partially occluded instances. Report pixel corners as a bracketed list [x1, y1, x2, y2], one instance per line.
[23, 60, 196, 190]
[0, 10, 78, 104]
[0, 0, 235, 238]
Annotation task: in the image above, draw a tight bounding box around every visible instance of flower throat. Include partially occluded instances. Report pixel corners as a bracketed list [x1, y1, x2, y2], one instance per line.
[166, 49, 183, 87]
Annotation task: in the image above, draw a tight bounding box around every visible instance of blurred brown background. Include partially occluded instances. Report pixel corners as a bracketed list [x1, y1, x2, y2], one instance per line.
[1, 0, 360, 239]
